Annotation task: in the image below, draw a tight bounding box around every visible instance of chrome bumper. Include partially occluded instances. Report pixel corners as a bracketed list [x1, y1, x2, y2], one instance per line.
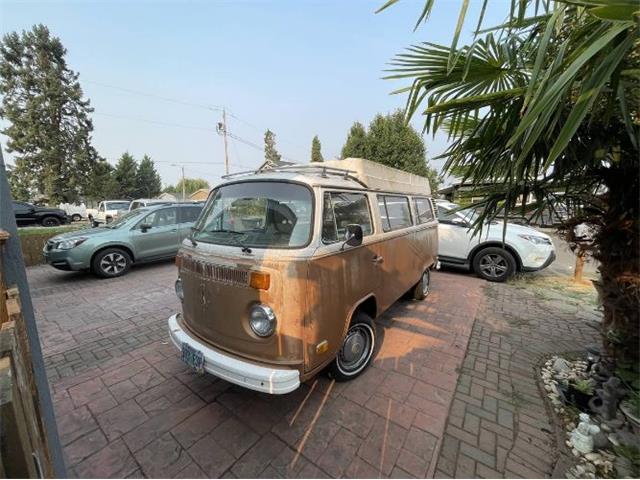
[167, 314, 300, 394]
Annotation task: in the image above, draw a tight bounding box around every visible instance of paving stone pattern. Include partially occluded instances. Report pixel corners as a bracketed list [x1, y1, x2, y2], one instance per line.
[29, 263, 483, 478]
[433, 279, 600, 478]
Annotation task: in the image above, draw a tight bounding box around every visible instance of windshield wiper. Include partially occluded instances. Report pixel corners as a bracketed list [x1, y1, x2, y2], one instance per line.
[206, 229, 252, 253]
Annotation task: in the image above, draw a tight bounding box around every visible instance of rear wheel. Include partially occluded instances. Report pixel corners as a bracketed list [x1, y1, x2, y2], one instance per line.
[412, 269, 431, 300]
[92, 248, 132, 278]
[472, 247, 516, 282]
[328, 312, 376, 381]
[41, 216, 61, 227]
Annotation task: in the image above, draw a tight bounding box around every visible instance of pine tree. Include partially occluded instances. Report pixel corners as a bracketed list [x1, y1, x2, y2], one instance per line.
[311, 135, 323, 162]
[264, 129, 281, 166]
[135, 155, 162, 198]
[112, 153, 138, 199]
[341, 122, 367, 159]
[0, 25, 100, 203]
[84, 159, 114, 200]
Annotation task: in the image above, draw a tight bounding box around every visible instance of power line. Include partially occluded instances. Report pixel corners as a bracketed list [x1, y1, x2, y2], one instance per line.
[93, 111, 217, 132]
[85, 80, 222, 112]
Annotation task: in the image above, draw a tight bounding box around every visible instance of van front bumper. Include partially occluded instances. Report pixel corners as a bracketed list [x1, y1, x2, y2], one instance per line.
[167, 314, 300, 394]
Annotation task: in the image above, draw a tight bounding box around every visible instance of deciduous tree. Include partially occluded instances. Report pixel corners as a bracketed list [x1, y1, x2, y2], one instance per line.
[341, 122, 367, 159]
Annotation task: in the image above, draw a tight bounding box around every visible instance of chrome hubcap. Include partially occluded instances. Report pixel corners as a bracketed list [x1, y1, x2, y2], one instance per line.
[100, 253, 127, 274]
[479, 254, 508, 278]
[338, 325, 372, 373]
[422, 271, 430, 295]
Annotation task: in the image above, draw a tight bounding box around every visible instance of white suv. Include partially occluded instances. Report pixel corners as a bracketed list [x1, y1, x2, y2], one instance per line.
[435, 200, 556, 282]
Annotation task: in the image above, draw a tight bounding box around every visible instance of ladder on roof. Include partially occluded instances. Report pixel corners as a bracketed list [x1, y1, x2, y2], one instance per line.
[221, 164, 368, 187]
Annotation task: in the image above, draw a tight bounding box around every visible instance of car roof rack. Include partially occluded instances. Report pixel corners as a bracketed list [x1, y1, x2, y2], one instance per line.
[221, 164, 368, 187]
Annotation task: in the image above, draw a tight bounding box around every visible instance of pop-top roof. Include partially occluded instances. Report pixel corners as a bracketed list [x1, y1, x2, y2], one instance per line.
[322, 158, 431, 195]
[221, 157, 432, 195]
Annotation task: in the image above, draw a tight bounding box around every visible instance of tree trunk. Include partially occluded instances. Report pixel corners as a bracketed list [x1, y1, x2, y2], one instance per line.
[595, 158, 640, 367]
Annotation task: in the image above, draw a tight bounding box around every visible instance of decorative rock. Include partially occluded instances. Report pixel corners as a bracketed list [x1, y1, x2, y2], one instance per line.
[592, 431, 609, 450]
[553, 357, 572, 374]
[584, 452, 602, 462]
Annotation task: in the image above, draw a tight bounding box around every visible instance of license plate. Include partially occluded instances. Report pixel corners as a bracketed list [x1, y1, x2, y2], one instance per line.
[181, 342, 204, 373]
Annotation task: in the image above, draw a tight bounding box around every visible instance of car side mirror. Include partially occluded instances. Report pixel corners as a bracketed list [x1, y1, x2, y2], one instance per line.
[140, 223, 152, 232]
[344, 224, 363, 248]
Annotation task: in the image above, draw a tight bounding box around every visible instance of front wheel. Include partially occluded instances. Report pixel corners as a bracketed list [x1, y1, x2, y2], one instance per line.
[472, 247, 516, 282]
[328, 312, 376, 382]
[71, 214, 82, 222]
[41, 216, 61, 227]
[92, 248, 132, 278]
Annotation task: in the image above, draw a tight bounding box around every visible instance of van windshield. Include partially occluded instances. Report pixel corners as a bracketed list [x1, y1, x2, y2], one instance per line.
[192, 182, 313, 248]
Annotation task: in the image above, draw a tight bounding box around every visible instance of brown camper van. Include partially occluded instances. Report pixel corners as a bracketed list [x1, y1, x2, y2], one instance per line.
[168, 158, 438, 394]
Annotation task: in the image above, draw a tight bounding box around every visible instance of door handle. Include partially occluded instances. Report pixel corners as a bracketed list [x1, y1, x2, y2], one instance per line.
[372, 255, 384, 265]
[170, 229, 178, 232]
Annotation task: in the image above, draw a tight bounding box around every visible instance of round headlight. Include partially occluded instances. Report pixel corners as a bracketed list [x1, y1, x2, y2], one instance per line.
[249, 304, 276, 337]
[175, 278, 184, 301]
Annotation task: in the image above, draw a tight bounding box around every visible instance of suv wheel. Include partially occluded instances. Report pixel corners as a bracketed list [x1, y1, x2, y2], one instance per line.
[92, 248, 132, 278]
[472, 247, 516, 282]
[41, 216, 61, 227]
[328, 312, 376, 381]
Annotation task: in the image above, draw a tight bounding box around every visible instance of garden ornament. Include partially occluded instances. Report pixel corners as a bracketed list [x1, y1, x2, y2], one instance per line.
[588, 377, 625, 421]
[570, 413, 601, 454]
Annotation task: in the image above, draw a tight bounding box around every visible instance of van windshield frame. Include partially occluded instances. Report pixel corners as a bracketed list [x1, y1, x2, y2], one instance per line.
[192, 180, 315, 249]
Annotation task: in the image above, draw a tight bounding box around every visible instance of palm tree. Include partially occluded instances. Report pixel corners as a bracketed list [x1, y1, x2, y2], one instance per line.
[381, 0, 639, 367]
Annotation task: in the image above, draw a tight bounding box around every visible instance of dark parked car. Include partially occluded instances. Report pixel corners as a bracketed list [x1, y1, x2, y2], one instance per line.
[12, 201, 69, 227]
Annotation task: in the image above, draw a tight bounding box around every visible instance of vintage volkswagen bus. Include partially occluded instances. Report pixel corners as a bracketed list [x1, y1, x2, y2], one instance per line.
[168, 158, 438, 394]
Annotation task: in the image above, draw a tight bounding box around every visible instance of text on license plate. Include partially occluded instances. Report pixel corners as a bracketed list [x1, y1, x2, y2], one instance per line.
[181, 342, 204, 373]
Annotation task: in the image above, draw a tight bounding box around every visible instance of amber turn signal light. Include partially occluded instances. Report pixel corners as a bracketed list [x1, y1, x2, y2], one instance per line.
[249, 271, 270, 290]
[175, 255, 182, 269]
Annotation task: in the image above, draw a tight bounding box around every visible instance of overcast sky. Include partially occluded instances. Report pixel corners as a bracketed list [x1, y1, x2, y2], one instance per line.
[0, 0, 506, 188]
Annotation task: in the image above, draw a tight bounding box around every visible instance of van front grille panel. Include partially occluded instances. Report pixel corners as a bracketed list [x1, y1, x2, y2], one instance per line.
[181, 255, 249, 287]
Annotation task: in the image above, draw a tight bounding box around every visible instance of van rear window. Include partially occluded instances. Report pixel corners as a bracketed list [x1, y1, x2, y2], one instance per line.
[378, 195, 413, 231]
[414, 197, 434, 224]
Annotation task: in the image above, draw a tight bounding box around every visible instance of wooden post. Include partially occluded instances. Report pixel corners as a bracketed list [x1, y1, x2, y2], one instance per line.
[0, 147, 66, 477]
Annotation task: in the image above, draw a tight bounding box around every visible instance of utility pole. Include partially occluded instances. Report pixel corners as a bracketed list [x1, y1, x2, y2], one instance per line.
[222, 108, 229, 175]
[217, 109, 230, 176]
[181, 165, 185, 201]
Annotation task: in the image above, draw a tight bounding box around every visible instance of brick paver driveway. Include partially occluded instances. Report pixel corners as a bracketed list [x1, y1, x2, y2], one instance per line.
[29, 262, 483, 478]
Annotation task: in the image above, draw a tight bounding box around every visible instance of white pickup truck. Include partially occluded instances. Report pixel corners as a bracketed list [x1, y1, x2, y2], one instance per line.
[91, 200, 131, 226]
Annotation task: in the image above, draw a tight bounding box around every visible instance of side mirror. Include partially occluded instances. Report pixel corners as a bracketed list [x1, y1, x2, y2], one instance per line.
[344, 224, 363, 247]
[140, 223, 152, 232]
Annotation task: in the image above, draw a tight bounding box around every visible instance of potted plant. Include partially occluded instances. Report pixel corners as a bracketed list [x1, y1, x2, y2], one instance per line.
[568, 379, 595, 411]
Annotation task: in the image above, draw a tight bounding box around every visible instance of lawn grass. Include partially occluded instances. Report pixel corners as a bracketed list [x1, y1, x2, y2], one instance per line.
[511, 272, 598, 305]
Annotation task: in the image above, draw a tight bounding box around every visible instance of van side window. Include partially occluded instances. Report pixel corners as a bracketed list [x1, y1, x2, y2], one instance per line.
[414, 197, 434, 224]
[322, 192, 372, 243]
[378, 195, 412, 231]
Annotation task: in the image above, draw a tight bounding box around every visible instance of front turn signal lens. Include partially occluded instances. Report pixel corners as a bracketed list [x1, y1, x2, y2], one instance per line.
[175, 254, 182, 269]
[249, 271, 270, 290]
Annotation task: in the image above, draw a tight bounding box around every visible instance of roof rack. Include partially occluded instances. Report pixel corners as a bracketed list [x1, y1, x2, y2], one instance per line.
[221, 164, 368, 187]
